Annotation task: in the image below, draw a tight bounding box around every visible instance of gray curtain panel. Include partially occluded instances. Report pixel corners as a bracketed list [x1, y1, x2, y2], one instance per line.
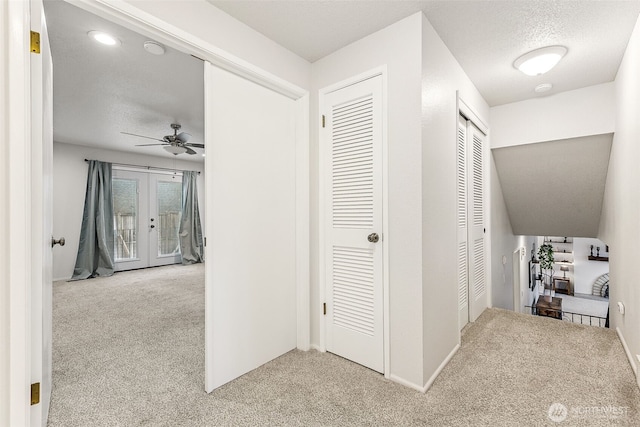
[71, 160, 115, 280]
[179, 170, 204, 264]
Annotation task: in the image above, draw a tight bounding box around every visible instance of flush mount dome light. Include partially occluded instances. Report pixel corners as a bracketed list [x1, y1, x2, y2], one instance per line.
[514, 46, 567, 76]
[88, 30, 120, 46]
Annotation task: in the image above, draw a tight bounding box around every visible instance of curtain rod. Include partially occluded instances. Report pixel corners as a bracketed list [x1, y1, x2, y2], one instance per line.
[84, 159, 201, 175]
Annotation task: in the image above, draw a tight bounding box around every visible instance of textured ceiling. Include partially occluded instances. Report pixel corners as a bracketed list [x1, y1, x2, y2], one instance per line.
[492, 134, 613, 238]
[44, 0, 204, 161]
[210, 0, 640, 106]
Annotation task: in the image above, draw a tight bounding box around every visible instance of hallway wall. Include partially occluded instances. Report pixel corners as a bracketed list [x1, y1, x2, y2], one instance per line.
[420, 13, 490, 386]
[310, 12, 425, 389]
[600, 13, 640, 379]
[490, 82, 615, 149]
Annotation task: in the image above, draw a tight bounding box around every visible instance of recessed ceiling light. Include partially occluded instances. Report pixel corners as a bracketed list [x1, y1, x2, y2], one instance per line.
[143, 41, 165, 55]
[514, 46, 567, 76]
[87, 30, 120, 46]
[535, 83, 553, 93]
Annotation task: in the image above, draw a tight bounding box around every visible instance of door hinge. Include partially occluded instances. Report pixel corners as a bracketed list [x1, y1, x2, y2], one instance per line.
[204, 237, 207, 247]
[30, 31, 41, 54]
[322, 115, 325, 128]
[323, 302, 326, 315]
[31, 382, 40, 405]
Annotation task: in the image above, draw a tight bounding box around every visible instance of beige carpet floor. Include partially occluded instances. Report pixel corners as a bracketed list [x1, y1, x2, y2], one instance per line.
[48, 264, 639, 426]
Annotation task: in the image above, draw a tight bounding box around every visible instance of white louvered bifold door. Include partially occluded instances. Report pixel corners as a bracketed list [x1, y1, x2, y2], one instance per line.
[323, 75, 383, 373]
[457, 115, 470, 330]
[467, 121, 487, 322]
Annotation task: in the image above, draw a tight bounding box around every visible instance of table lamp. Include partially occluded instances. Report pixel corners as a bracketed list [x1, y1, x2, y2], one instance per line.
[560, 265, 569, 278]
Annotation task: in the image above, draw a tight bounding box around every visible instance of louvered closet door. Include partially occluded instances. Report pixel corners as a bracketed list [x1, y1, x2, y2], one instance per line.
[457, 115, 470, 330]
[323, 75, 383, 373]
[467, 121, 487, 322]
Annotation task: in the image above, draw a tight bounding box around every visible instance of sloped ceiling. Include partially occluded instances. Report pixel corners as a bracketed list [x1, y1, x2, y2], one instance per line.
[492, 134, 613, 238]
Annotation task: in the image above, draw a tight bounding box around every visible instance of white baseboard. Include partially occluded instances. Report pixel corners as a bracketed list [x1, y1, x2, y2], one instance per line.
[388, 343, 460, 393]
[310, 344, 324, 352]
[422, 343, 460, 392]
[388, 374, 426, 392]
[616, 327, 637, 376]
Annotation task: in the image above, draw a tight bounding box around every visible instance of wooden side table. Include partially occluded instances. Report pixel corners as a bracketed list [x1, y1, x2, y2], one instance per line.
[553, 277, 573, 295]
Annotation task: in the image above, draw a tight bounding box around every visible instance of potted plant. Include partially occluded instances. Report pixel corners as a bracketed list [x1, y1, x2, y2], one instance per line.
[538, 242, 555, 296]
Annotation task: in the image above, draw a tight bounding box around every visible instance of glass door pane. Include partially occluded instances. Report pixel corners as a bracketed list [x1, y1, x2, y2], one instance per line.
[113, 178, 139, 261]
[112, 170, 149, 271]
[149, 173, 183, 267]
[156, 180, 182, 256]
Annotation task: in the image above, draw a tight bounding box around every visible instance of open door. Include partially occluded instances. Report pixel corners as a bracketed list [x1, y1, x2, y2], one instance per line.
[204, 63, 298, 391]
[30, 0, 55, 425]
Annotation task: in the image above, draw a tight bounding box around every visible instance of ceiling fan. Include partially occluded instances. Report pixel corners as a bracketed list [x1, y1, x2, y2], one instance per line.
[122, 123, 204, 155]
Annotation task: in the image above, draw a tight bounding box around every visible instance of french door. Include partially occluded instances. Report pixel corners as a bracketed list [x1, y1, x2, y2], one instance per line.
[112, 169, 183, 271]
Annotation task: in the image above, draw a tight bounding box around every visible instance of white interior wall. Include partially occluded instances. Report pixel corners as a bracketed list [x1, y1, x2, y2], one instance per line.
[420, 14, 491, 386]
[490, 156, 515, 310]
[573, 237, 609, 295]
[599, 13, 640, 378]
[490, 82, 615, 149]
[310, 13, 424, 388]
[52, 142, 205, 280]
[119, 0, 310, 91]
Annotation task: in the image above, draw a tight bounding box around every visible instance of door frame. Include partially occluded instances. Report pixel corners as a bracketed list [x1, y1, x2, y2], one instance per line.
[2, 0, 310, 423]
[318, 66, 390, 378]
[513, 249, 521, 313]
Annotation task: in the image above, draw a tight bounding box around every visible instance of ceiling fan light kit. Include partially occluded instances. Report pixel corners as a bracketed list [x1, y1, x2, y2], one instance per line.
[514, 45, 567, 76]
[164, 145, 188, 155]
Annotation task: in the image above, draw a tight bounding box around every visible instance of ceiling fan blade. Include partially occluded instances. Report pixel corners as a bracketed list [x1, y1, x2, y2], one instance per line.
[186, 143, 204, 148]
[121, 131, 164, 142]
[185, 146, 197, 155]
[135, 143, 168, 147]
[176, 132, 191, 143]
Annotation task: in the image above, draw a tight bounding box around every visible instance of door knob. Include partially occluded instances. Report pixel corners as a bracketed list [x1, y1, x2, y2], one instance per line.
[51, 237, 65, 247]
[367, 233, 379, 243]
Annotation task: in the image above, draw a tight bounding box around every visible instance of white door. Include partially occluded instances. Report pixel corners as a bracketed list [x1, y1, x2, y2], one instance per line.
[457, 115, 488, 327]
[113, 170, 182, 271]
[456, 115, 470, 329]
[31, 0, 54, 424]
[204, 63, 297, 392]
[467, 121, 488, 321]
[322, 75, 384, 373]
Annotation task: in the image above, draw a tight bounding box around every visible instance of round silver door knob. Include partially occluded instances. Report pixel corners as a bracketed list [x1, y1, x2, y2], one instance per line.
[367, 233, 379, 243]
[51, 237, 65, 247]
